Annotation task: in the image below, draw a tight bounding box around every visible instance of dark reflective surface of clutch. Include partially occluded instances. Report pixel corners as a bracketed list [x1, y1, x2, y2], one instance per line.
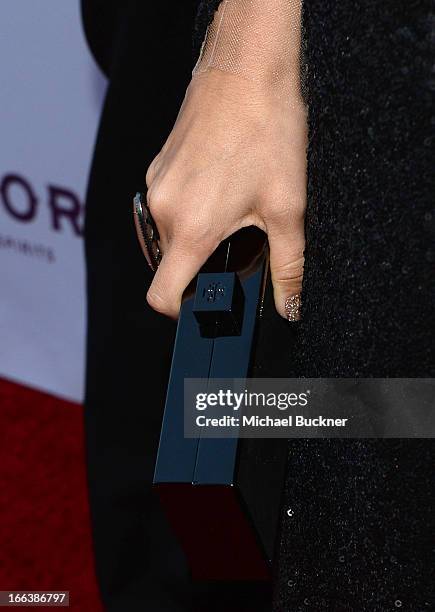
[151, 227, 288, 581]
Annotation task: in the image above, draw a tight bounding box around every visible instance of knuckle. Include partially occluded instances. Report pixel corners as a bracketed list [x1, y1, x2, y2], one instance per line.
[145, 155, 160, 188]
[146, 185, 171, 223]
[173, 214, 218, 251]
[272, 256, 305, 284]
[145, 165, 153, 189]
[146, 289, 170, 315]
[261, 192, 292, 222]
[260, 180, 306, 224]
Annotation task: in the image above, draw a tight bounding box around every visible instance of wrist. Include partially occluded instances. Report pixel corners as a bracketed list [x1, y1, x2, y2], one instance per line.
[191, 67, 306, 112]
[193, 0, 304, 101]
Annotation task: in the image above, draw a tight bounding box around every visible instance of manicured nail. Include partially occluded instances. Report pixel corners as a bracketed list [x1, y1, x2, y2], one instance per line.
[285, 294, 301, 322]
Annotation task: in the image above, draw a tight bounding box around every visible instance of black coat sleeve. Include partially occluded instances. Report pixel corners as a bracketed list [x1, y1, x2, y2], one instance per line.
[80, 0, 123, 77]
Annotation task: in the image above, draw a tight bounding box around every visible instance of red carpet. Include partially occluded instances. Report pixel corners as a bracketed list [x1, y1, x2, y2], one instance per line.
[0, 378, 102, 611]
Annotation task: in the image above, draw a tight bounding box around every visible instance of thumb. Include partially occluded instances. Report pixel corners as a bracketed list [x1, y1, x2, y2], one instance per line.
[267, 222, 305, 321]
[146, 238, 213, 319]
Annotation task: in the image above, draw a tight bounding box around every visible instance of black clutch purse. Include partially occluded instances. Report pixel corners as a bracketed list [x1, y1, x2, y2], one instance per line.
[134, 197, 288, 581]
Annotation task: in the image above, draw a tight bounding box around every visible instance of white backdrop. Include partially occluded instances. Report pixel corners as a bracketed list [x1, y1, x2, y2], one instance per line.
[0, 1, 107, 402]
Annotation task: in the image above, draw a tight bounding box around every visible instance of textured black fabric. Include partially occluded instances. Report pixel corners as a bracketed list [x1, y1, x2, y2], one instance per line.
[198, 1, 435, 610]
[272, 2, 435, 609]
[297, 0, 435, 379]
[273, 440, 434, 612]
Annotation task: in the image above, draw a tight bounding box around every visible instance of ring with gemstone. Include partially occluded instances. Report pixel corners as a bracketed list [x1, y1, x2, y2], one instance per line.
[133, 191, 162, 272]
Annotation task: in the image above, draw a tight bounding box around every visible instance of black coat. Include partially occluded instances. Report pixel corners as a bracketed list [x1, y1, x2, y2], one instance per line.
[198, 4, 434, 610]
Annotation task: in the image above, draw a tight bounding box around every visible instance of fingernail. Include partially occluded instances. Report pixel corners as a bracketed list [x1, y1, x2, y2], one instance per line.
[285, 294, 301, 322]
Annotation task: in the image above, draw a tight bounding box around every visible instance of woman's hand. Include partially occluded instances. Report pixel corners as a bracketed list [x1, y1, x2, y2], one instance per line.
[145, 68, 308, 319]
